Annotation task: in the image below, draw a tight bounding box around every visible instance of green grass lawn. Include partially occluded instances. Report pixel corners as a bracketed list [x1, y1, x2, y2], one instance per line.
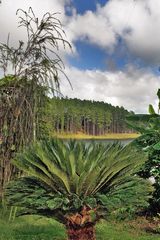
[0, 216, 159, 240]
[54, 132, 140, 140]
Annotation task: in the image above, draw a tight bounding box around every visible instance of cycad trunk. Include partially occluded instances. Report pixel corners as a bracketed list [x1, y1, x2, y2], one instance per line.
[67, 224, 96, 240]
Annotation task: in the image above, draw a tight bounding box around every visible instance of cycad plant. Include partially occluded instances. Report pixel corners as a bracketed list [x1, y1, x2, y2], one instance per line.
[6, 139, 153, 240]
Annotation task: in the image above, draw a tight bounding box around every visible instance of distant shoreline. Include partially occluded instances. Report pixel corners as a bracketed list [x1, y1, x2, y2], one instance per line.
[54, 133, 140, 140]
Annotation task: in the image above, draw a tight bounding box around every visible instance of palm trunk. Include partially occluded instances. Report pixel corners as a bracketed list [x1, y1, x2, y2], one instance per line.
[67, 224, 96, 240]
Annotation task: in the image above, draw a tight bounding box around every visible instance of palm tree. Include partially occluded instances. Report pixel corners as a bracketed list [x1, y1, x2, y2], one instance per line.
[6, 139, 153, 240]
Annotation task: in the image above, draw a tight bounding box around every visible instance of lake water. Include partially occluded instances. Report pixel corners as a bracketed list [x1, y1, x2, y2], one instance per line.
[73, 138, 133, 146]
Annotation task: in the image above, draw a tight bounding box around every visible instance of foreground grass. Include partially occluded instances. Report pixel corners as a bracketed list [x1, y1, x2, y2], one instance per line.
[55, 132, 140, 140]
[0, 216, 159, 240]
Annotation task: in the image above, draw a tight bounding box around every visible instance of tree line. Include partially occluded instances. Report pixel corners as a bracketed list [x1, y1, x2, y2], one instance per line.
[47, 97, 135, 135]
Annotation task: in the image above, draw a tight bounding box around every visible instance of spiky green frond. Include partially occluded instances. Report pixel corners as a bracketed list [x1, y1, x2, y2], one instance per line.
[6, 139, 153, 222]
[11, 139, 146, 196]
[96, 176, 153, 211]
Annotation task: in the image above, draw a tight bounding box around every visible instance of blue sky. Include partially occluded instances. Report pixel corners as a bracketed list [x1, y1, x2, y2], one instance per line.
[0, 0, 160, 113]
[70, 0, 108, 14]
[68, 40, 108, 70]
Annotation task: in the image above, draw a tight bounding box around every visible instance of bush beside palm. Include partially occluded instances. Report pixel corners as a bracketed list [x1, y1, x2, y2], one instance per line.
[5, 139, 153, 240]
[126, 89, 160, 214]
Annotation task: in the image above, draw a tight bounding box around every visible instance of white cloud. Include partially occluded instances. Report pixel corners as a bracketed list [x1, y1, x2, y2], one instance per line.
[60, 65, 160, 113]
[105, 0, 160, 63]
[66, 0, 160, 64]
[0, 0, 68, 45]
[66, 10, 116, 50]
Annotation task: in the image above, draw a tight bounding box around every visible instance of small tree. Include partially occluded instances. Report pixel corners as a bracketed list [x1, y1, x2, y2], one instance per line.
[6, 139, 153, 240]
[0, 8, 71, 196]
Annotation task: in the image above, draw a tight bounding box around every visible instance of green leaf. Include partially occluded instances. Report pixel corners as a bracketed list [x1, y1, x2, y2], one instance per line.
[84, 197, 97, 208]
[47, 198, 63, 210]
[90, 210, 97, 222]
[148, 104, 156, 115]
[153, 141, 160, 150]
[72, 195, 82, 209]
[157, 89, 160, 99]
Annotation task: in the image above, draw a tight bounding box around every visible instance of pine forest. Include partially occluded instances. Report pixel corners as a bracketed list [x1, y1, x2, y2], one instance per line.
[47, 97, 135, 136]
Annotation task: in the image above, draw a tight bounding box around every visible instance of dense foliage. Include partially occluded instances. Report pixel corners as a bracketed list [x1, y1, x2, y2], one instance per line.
[6, 139, 153, 240]
[47, 97, 135, 136]
[126, 89, 160, 214]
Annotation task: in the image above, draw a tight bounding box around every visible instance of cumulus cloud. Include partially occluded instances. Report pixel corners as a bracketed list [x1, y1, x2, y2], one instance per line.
[105, 0, 160, 64]
[66, 0, 160, 64]
[60, 65, 160, 113]
[66, 10, 116, 50]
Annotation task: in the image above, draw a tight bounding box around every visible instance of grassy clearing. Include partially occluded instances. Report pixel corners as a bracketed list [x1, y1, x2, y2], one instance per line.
[0, 216, 65, 240]
[54, 132, 140, 140]
[0, 216, 159, 240]
[96, 220, 160, 240]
